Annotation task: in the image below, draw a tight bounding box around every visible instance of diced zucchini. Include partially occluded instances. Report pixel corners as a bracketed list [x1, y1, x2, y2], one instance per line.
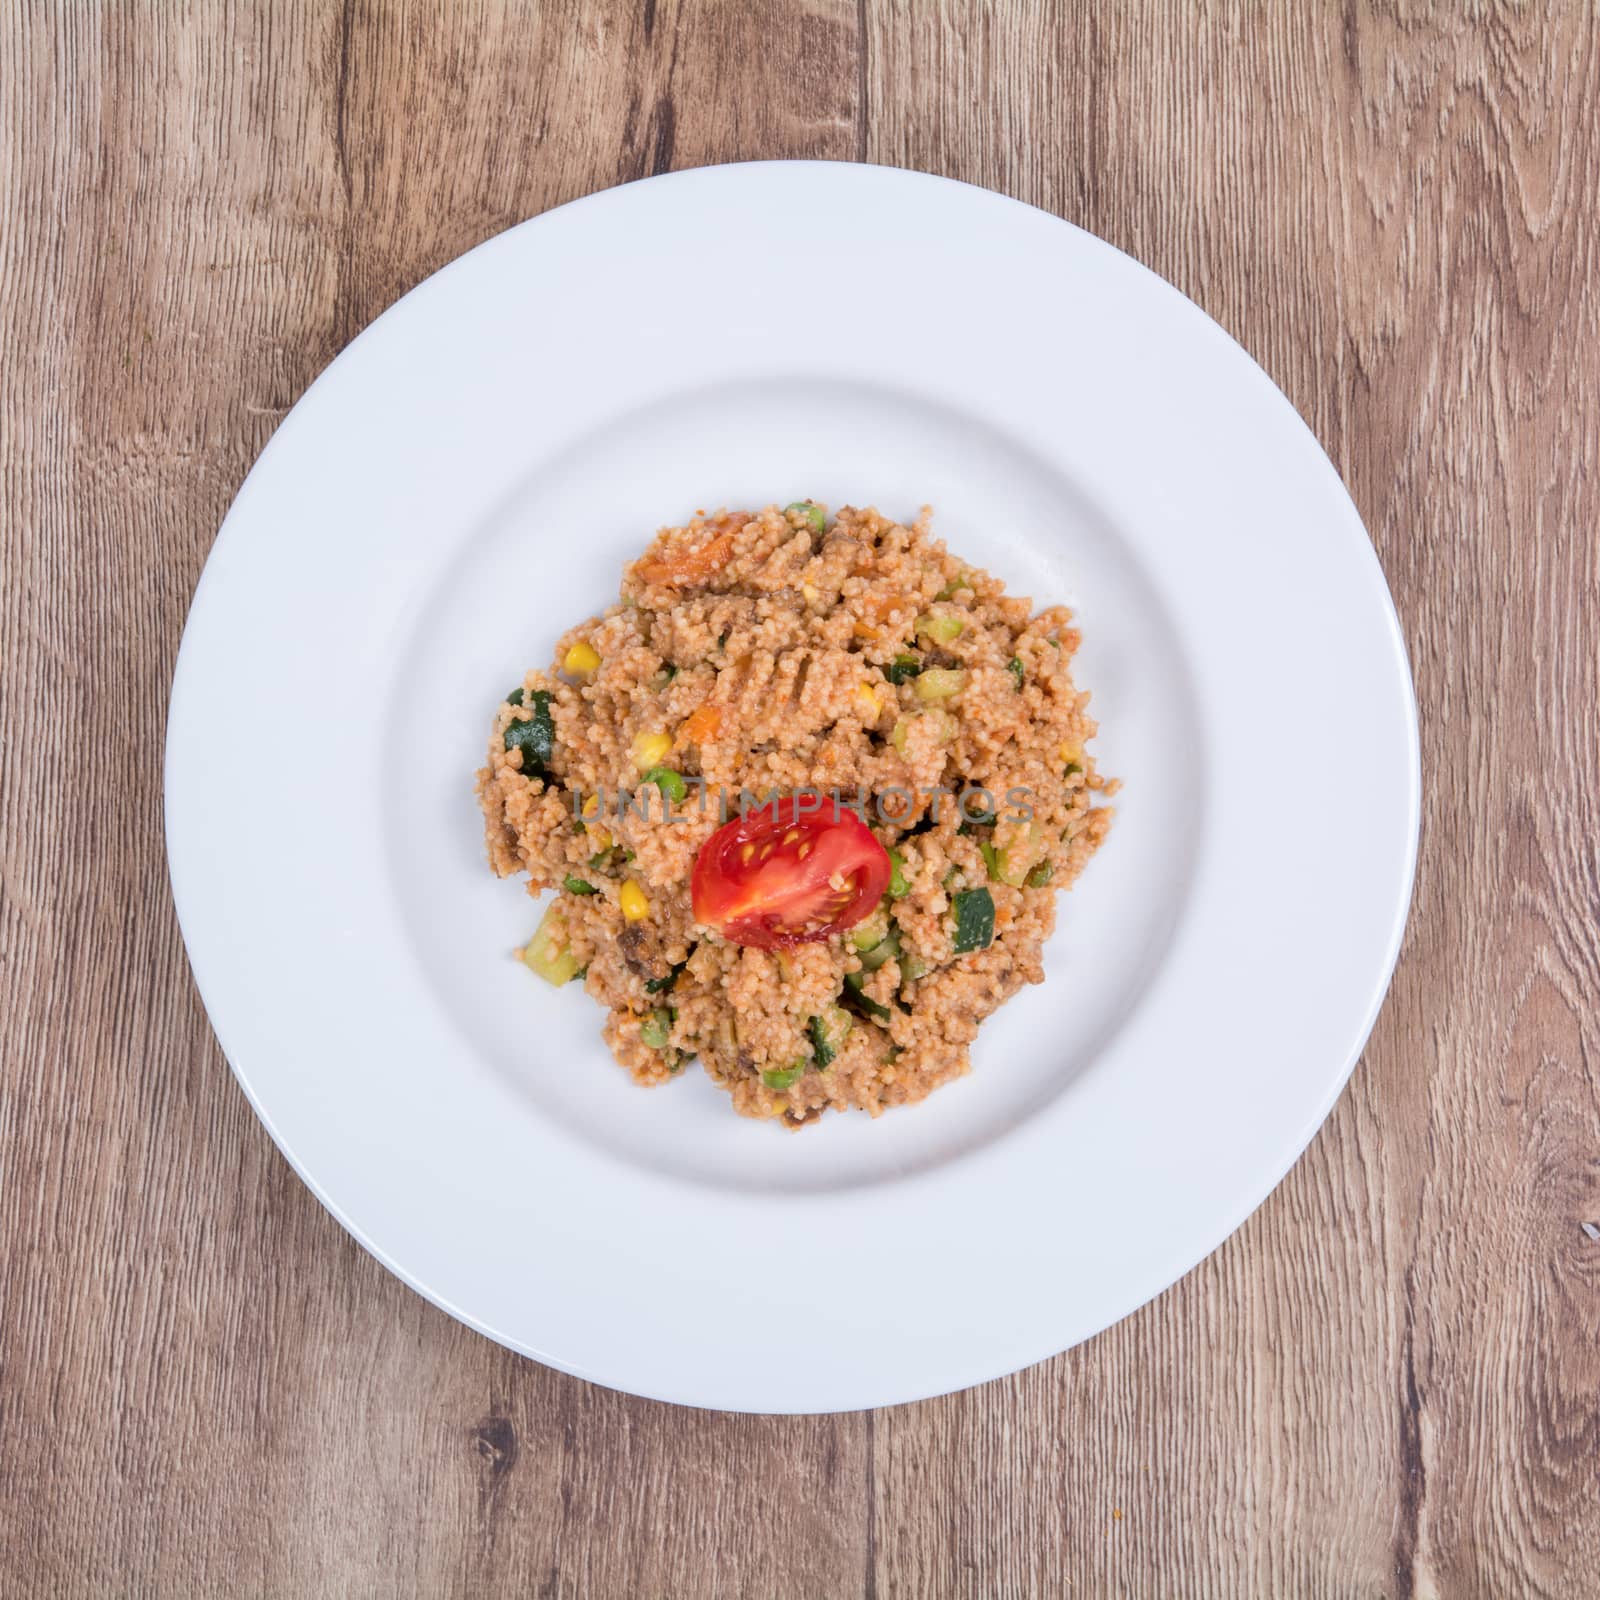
[857, 928, 901, 973]
[504, 689, 556, 777]
[522, 901, 579, 986]
[884, 654, 922, 685]
[1025, 860, 1054, 888]
[934, 572, 969, 600]
[978, 839, 1006, 882]
[640, 1008, 673, 1050]
[915, 613, 964, 644]
[851, 909, 890, 952]
[914, 667, 967, 701]
[563, 875, 597, 895]
[887, 848, 912, 898]
[807, 1006, 852, 1069]
[951, 888, 995, 954]
[762, 1062, 806, 1090]
[841, 972, 893, 1022]
[898, 950, 929, 983]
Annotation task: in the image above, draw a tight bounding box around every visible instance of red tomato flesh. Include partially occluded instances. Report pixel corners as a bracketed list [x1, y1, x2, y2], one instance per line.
[691, 798, 891, 948]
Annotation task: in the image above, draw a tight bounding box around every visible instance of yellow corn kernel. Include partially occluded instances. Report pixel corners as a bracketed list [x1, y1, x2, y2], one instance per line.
[564, 641, 601, 676]
[854, 683, 881, 720]
[632, 730, 673, 771]
[801, 583, 819, 603]
[619, 880, 650, 921]
[1058, 739, 1084, 766]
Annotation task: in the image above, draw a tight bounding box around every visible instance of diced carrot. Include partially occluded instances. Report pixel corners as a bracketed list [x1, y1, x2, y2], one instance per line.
[680, 703, 723, 745]
[857, 591, 910, 621]
[636, 513, 747, 586]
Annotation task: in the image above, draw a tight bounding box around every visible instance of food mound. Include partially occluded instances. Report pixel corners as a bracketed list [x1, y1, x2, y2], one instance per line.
[476, 502, 1115, 1127]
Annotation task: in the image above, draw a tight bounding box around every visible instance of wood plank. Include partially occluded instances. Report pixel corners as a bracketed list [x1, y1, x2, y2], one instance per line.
[865, 3, 1600, 1596]
[1, 4, 868, 1595]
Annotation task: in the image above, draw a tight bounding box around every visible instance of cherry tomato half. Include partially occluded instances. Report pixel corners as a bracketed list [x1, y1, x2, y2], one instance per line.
[691, 797, 892, 948]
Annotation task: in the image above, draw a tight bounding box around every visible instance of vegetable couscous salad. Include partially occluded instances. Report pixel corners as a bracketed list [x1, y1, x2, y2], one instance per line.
[476, 502, 1116, 1127]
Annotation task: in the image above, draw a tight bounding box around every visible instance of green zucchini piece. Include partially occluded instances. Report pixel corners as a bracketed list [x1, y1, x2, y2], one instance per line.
[884, 654, 922, 685]
[522, 902, 579, 986]
[857, 928, 901, 973]
[807, 1006, 852, 1069]
[951, 887, 995, 953]
[762, 1062, 806, 1090]
[503, 689, 555, 777]
[640, 1008, 673, 1050]
[887, 848, 912, 898]
[563, 875, 597, 895]
[842, 972, 893, 1023]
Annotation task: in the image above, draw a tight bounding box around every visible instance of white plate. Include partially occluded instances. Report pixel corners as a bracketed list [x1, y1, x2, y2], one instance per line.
[166, 162, 1419, 1413]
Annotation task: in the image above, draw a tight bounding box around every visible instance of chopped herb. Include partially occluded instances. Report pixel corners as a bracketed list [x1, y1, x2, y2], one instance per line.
[506, 687, 525, 706]
[563, 875, 597, 895]
[951, 887, 996, 953]
[1063, 761, 1083, 780]
[645, 960, 687, 995]
[1007, 657, 1024, 690]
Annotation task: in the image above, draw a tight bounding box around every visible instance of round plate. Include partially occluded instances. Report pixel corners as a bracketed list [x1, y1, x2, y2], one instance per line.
[166, 162, 1419, 1413]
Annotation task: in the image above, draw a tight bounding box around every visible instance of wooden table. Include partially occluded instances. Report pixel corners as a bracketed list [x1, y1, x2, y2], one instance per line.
[5, 5, 1598, 1594]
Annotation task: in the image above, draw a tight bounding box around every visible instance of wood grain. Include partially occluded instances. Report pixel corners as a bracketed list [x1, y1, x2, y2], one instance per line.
[3, 3, 1597, 1595]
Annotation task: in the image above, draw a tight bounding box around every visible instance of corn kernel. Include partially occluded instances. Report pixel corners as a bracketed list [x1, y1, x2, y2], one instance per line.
[1059, 739, 1084, 765]
[801, 583, 819, 603]
[564, 641, 601, 676]
[619, 880, 650, 921]
[632, 730, 673, 770]
[854, 683, 881, 720]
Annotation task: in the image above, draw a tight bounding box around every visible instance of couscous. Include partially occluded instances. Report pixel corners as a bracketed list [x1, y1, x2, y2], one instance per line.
[476, 502, 1115, 1127]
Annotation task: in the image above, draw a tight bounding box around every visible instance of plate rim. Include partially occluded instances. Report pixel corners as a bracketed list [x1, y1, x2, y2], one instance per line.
[165, 159, 1422, 1413]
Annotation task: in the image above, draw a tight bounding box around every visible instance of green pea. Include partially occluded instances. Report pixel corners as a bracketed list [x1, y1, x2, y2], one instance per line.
[784, 501, 826, 535]
[644, 766, 688, 804]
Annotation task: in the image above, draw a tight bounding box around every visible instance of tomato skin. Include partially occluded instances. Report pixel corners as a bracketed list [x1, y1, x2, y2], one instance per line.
[692, 798, 892, 948]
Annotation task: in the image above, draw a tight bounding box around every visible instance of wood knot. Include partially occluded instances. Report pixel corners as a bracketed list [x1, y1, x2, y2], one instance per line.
[472, 1415, 519, 1478]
